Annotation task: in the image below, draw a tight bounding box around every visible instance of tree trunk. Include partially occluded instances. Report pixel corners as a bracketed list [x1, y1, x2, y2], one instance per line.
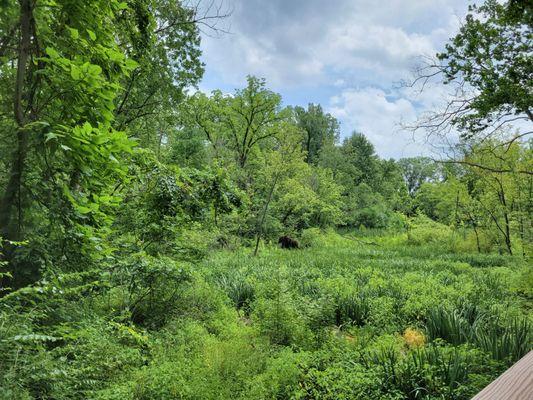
[253, 173, 279, 256]
[0, 0, 32, 241]
[473, 223, 481, 253]
[496, 177, 513, 255]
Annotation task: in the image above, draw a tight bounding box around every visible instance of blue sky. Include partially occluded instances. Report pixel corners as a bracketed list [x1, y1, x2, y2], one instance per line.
[197, 0, 475, 159]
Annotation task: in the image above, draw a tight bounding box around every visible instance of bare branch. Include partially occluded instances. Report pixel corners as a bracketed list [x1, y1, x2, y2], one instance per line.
[155, 0, 233, 38]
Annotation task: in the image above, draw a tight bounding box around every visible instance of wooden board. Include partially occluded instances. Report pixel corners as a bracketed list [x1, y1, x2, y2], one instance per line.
[472, 351, 533, 400]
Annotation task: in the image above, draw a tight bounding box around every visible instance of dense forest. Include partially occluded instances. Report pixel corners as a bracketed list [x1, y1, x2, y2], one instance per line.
[0, 0, 531, 399]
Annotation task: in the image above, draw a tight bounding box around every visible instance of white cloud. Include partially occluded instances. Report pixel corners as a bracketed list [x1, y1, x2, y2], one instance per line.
[201, 0, 469, 88]
[333, 79, 346, 87]
[319, 24, 437, 82]
[327, 87, 431, 158]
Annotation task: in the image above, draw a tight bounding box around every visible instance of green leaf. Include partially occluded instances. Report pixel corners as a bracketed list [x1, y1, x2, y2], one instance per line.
[45, 47, 59, 59]
[101, 109, 114, 121]
[82, 122, 93, 132]
[27, 120, 51, 130]
[87, 29, 96, 41]
[107, 49, 124, 62]
[88, 64, 102, 75]
[12, 334, 60, 343]
[70, 65, 81, 80]
[45, 132, 59, 142]
[76, 205, 92, 214]
[125, 58, 139, 70]
[68, 27, 79, 40]
[93, 134, 109, 145]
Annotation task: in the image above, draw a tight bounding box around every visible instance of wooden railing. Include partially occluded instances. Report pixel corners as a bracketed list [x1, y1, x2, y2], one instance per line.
[472, 351, 533, 399]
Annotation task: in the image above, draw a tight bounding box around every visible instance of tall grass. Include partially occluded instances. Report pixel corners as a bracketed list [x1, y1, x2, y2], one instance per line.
[425, 304, 483, 345]
[334, 291, 370, 327]
[425, 303, 532, 365]
[475, 318, 532, 362]
[365, 343, 499, 400]
[214, 272, 255, 313]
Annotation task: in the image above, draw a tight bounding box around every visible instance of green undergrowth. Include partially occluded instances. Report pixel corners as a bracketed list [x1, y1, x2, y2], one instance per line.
[1, 231, 531, 399]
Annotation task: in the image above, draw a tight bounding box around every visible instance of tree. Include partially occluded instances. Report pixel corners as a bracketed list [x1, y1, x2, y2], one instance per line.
[294, 103, 339, 164]
[339, 132, 380, 190]
[409, 0, 532, 171]
[113, 0, 213, 151]
[0, 1, 136, 280]
[251, 122, 304, 255]
[114, 149, 240, 256]
[398, 157, 440, 196]
[415, 138, 532, 255]
[0, 0, 214, 284]
[183, 76, 287, 169]
[415, 178, 470, 225]
[463, 140, 532, 255]
[319, 132, 407, 229]
[377, 158, 411, 213]
[274, 166, 343, 231]
[165, 126, 208, 169]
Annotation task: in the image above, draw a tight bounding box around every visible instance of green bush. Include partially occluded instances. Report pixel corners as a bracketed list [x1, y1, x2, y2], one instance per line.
[299, 227, 322, 248]
[407, 214, 454, 246]
[253, 296, 313, 347]
[109, 254, 192, 328]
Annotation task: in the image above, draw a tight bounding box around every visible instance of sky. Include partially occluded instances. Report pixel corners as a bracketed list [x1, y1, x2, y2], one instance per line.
[197, 0, 475, 159]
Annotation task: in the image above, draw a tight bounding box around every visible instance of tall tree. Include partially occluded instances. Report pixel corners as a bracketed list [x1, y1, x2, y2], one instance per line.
[398, 157, 440, 196]
[340, 132, 380, 189]
[0, 1, 135, 245]
[114, 0, 213, 151]
[0, 0, 211, 283]
[294, 103, 339, 164]
[183, 76, 287, 169]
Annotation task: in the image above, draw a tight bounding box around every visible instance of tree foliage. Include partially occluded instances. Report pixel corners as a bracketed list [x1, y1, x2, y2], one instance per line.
[295, 103, 339, 164]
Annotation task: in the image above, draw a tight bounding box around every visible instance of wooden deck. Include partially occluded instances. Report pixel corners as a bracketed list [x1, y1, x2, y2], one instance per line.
[472, 351, 533, 400]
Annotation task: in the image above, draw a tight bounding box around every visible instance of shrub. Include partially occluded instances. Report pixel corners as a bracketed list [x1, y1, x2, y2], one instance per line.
[247, 349, 302, 399]
[252, 296, 313, 347]
[110, 254, 191, 328]
[334, 291, 370, 327]
[299, 227, 322, 248]
[293, 362, 390, 400]
[407, 215, 453, 246]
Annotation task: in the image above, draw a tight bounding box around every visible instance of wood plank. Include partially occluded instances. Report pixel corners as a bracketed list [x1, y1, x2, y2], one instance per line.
[472, 351, 533, 400]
